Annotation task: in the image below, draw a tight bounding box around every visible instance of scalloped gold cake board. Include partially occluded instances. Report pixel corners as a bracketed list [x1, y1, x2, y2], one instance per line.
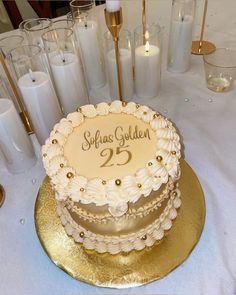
[34, 159, 205, 288]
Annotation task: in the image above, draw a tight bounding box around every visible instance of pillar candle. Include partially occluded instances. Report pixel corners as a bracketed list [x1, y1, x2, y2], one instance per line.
[50, 52, 88, 115]
[168, 15, 193, 73]
[135, 42, 161, 98]
[0, 98, 36, 174]
[75, 21, 105, 89]
[107, 48, 133, 101]
[18, 71, 62, 145]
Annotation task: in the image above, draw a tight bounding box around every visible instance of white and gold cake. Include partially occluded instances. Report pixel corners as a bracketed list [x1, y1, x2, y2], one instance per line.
[42, 100, 181, 254]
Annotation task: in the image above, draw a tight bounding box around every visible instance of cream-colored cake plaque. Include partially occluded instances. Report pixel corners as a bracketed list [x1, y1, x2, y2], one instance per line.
[64, 113, 156, 179]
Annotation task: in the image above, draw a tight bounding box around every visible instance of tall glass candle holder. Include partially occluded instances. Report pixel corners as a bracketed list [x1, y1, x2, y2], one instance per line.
[134, 24, 162, 99]
[167, 0, 195, 73]
[0, 99, 36, 174]
[9, 45, 62, 145]
[104, 29, 133, 101]
[42, 28, 89, 115]
[70, 0, 105, 89]
[52, 18, 75, 30]
[24, 18, 52, 48]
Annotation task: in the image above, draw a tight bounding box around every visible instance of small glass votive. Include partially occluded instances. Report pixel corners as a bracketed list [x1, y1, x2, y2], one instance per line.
[134, 24, 162, 99]
[104, 29, 133, 101]
[0, 98, 36, 174]
[23, 18, 52, 48]
[69, 0, 105, 89]
[42, 28, 89, 115]
[9, 45, 62, 145]
[203, 48, 236, 92]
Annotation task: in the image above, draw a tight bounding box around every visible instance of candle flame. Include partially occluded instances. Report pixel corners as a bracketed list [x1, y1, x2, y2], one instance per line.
[145, 41, 150, 52]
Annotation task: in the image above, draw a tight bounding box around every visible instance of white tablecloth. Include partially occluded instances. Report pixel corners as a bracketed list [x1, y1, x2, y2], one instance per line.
[0, 1, 236, 294]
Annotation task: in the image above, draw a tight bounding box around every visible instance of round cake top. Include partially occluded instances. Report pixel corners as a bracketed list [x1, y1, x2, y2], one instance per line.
[42, 100, 181, 209]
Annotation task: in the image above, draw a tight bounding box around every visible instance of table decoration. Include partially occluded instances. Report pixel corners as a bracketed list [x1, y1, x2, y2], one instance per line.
[70, 0, 105, 89]
[35, 159, 205, 288]
[191, 0, 215, 55]
[23, 18, 52, 48]
[203, 48, 236, 92]
[104, 29, 133, 101]
[0, 98, 36, 174]
[134, 23, 161, 98]
[104, 0, 125, 101]
[0, 184, 5, 207]
[167, 0, 195, 73]
[9, 45, 62, 145]
[0, 49, 33, 134]
[42, 28, 89, 115]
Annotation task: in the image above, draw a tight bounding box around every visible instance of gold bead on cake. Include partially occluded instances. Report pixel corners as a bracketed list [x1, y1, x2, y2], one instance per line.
[122, 101, 127, 106]
[80, 187, 85, 192]
[102, 180, 106, 185]
[79, 231, 84, 238]
[137, 183, 142, 188]
[60, 163, 64, 168]
[136, 104, 140, 109]
[173, 191, 177, 197]
[115, 179, 122, 186]
[171, 151, 176, 155]
[148, 162, 153, 166]
[52, 139, 58, 144]
[143, 111, 147, 115]
[77, 107, 82, 112]
[67, 172, 74, 179]
[156, 155, 163, 162]
[43, 153, 47, 157]
[141, 235, 147, 240]
[153, 113, 159, 119]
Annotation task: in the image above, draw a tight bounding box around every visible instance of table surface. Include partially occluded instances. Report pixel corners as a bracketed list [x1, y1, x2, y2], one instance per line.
[0, 1, 236, 295]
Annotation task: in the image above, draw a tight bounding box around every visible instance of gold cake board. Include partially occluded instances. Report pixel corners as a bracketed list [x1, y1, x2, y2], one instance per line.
[34, 159, 205, 288]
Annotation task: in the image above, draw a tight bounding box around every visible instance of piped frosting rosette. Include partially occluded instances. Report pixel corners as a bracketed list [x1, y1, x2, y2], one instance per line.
[42, 101, 181, 212]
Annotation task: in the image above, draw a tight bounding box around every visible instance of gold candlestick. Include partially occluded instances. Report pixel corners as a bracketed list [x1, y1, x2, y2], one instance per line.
[0, 50, 33, 134]
[142, 0, 146, 44]
[191, 0, 215, 55]
[104, 8, 124, 102]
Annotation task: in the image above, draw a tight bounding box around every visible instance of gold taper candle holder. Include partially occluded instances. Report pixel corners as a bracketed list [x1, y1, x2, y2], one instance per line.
[104, 8, 124, 102]
[142, 0, 146, 44]
[191, 0, 215, 55]
[0, 50, 33, 134]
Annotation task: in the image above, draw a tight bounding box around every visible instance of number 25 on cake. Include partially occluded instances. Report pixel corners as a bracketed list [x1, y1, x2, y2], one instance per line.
[42, 100, 181, 254]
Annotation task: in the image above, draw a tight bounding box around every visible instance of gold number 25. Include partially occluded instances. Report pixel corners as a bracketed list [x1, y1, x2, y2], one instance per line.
[100, 145, 132, 168]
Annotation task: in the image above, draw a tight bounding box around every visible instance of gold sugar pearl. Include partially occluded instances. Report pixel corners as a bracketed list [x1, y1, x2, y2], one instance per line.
[137, 183, 142, 188]
[143, 111, 147, 115]
[102, 180, 106, 185]
[77, 107, 82, 112]
[141, 234, 147, 241]
[79, 231, 85, 238]
[43, 153, 47, 157]
[148, 162, 153, 166]
[115, 179, 122, 186]
[171, 151, 176, 155]
[60, 163, 64, 168]
[80, 187, 85, 192]
[52, 139, 58, 144]
[156, 155, 163, 162]
[153, 113, 159, 119]
[122, 101, 127, 106]
[136, 104, 140, 109]
[173, 191, 177, 197]
[67, 172, 74, 179]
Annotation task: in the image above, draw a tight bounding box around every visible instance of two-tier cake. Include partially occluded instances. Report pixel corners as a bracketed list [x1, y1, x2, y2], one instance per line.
[42, 100, 181, 254]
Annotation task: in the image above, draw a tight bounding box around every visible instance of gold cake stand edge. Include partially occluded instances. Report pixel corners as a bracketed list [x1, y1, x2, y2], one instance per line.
[34, 159, 205, 288]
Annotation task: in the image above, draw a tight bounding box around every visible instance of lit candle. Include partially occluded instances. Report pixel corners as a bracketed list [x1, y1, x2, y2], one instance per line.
[107, 48, 133, 100]
[135, 41, 161, 98]
[167, 15, 194, 73]
[106, 0, 120, 12]
[50, 51, 89, 115]
[75, 20, 105, 89]
[18, 70, 62, 145]
[0, 99, 36, 174]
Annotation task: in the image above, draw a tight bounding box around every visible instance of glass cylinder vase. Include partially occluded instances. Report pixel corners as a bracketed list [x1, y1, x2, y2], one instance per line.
[104, 29, 133, 101]
[9, 45, 62, 145]
[69, 0, 105, 89]
[134, 24, 162, 99]
[42, 28, 89, 115]
[167, 0, 196, 73]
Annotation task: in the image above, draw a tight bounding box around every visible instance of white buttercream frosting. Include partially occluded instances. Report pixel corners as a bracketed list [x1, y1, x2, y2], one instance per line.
[42, 101, 181, 207]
